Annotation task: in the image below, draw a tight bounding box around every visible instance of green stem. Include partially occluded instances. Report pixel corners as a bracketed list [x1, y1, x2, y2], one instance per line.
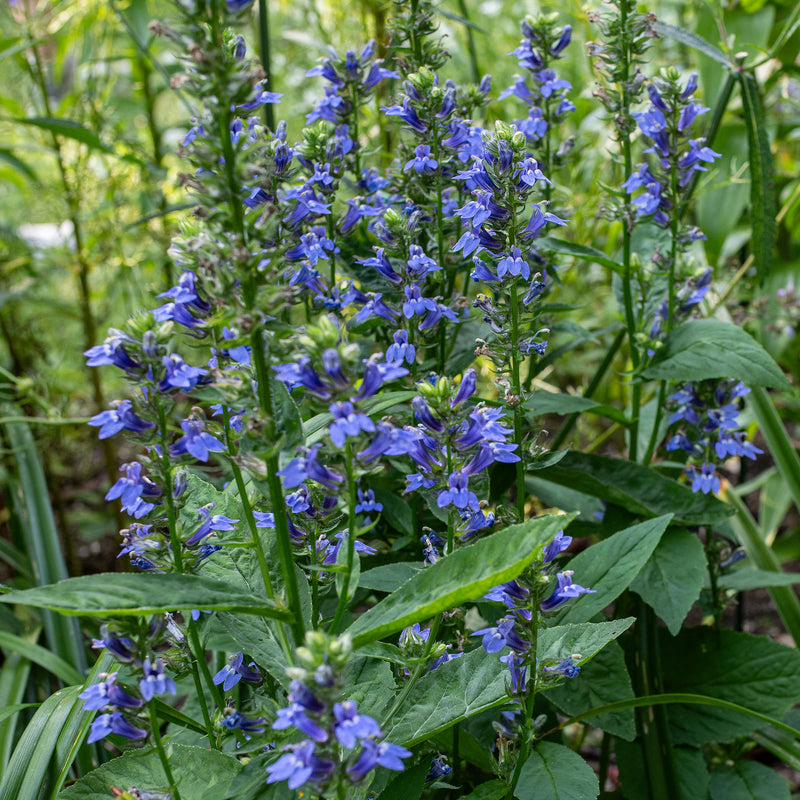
[509, 282, 526, 520]
[330, 442, 357, 633]
[188, 655, 219, 750]
[257, 0, 275, 130]
[350, 83, 362, 180]
[148, 700, 183, 800]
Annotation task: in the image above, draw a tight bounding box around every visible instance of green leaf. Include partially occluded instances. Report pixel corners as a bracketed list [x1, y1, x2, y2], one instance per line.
[0, 149, 38, 185]
[0, 573, 292, 619]
[630, 530, 707, 635]
[660, 628, 800, 745]
[554, 516, 672, 625]
[738, 73, 776, 285]
[616, 743, 709, 800]
[642, 320, 789, 389]
[539, 236, 625, 277]
[0, 651, 115, 800]
[0, 704, 37, 726]
[359, 562, 422, 593]
[0, 630, 83, 685]
[373, 488, 415, 537]
[375, 762, 431, 800]
[719, 568, 800, 591]
[272, 376, 304, 450]
[538, 618, 635, 666]
[383, 647, 508, 745]
[544, 641, 636, 740]
[709, 761, 790, 800]
[461, 781, 508, 800]
[17, 117, 112, 154]
[524, 391, 628, 425]
[3, 413, 87, 674]
[347, 514, 573, 647]
[58, 744, 243, 800]
[515, 741, 599, 800]
[652, 20, 730, 66]
[537, 452, 731, 525]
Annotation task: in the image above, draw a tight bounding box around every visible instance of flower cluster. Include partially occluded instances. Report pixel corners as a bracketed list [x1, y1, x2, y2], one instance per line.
[666, 380, 762, 493]
[474, 530, 593, 694]
[266, 633, 410, 793]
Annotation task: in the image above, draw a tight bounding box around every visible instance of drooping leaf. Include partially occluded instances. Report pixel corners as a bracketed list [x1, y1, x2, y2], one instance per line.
[347, 514, 573, 647]
[0, 704, 37, 726]
[630, 529, 707, 635]
[544, 641, 636, 740]
[660, 628, 800, 745]
[538, 236, 625, 277]
[0, 630, 83, 685]
[0, 573, 292, 619]
[738, 72, 776, 285]
[708, 761, 790, 800]
[642, 319, 789, 389]
[537, 451, 732, 525]
[58, 744, 243, 800]
[515, 741, 599, 800]
[524, 391, 628, 425]
[719, 569, 800, 591]
[554, 515, 672, 625]
[652, 20, 730, 65]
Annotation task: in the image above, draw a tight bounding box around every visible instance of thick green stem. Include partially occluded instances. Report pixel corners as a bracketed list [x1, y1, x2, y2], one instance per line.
[257, 0, 275, 130]
[148, 700, 183, 800]
[330, 442, 358, 633]
[509, 282, 526, 519]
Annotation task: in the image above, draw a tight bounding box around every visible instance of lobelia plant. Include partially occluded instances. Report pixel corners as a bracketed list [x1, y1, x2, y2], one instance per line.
[2, 1, 800, 800]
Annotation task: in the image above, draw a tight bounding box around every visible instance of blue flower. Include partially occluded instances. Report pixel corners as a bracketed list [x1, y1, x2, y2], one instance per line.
[222, 710, 266, 735]
[497, 247, 530, 280]
[543, 530, 572, 564]
[543, 657, 580, 678]
[355, 489, 382, 514]
[473, 617, 529, 653]
[170, 418, 226, 462]
[266, 741, 335, 790]
[279, 445, 343, 490]
[404, 145, 438, 175]
[333, 700, 382, 748]
[79, 674, 143, 711]
[213, 652, 262, 691]
[87, 711, 147, 744]
[347, 739, 412, 781]
[688, 462, 720, 495]
[105, 462, 161, 519]
[540, 570, 596, 611]
[328, 401, 376, 448]
[139, 658, 176, 701]
[89, 400, 154, 440]
[437, 471, 480, 511]
[273, 703, 329, 742]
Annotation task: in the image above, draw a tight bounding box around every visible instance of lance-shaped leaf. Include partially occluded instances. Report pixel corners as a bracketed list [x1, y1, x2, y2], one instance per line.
[642, 319, 789, 389]
[347, 514, 573, 647]
[739, 72, 776, 286]
[0, 573, 291, 619]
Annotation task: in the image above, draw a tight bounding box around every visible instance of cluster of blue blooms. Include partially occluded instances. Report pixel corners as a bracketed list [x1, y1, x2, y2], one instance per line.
[666, 380, 762, 494]
[266, 633, 410, 793]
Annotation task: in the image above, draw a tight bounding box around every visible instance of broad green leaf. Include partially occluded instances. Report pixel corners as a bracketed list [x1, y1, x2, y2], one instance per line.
[347, 514, 573, 647]
[652, 20, 730, 65]
[539, 236, 625, 277]
[515, 741, 599, 800]
[538, 451, 732, 525]
[719, 569, 800, 591]
[0, 573, 291, 619]
[630, 529, 707, 635]
[739, 73, 776, 285]
[660, 628, 800, 745]
[58, 744, 243, 800]
[642, 320, 789, 389]
[359, 562, 422, 593]
[709, 761, 790, 800]
[342, 656, 397, 721]
[544, 641, 636, 741]
[383, 647, 508, 745]
[554, 516, 672, 625]
[538, 618, 635, 665]
[0, 630, 83, 685]
[216, 613, 288, 685]
[462, 781, 508, 800]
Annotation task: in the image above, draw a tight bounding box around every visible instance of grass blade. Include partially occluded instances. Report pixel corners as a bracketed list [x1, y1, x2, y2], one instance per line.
[0, 653, 32, 768]
[738, 73, 776, 285]
[0, 630, 83, 685]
